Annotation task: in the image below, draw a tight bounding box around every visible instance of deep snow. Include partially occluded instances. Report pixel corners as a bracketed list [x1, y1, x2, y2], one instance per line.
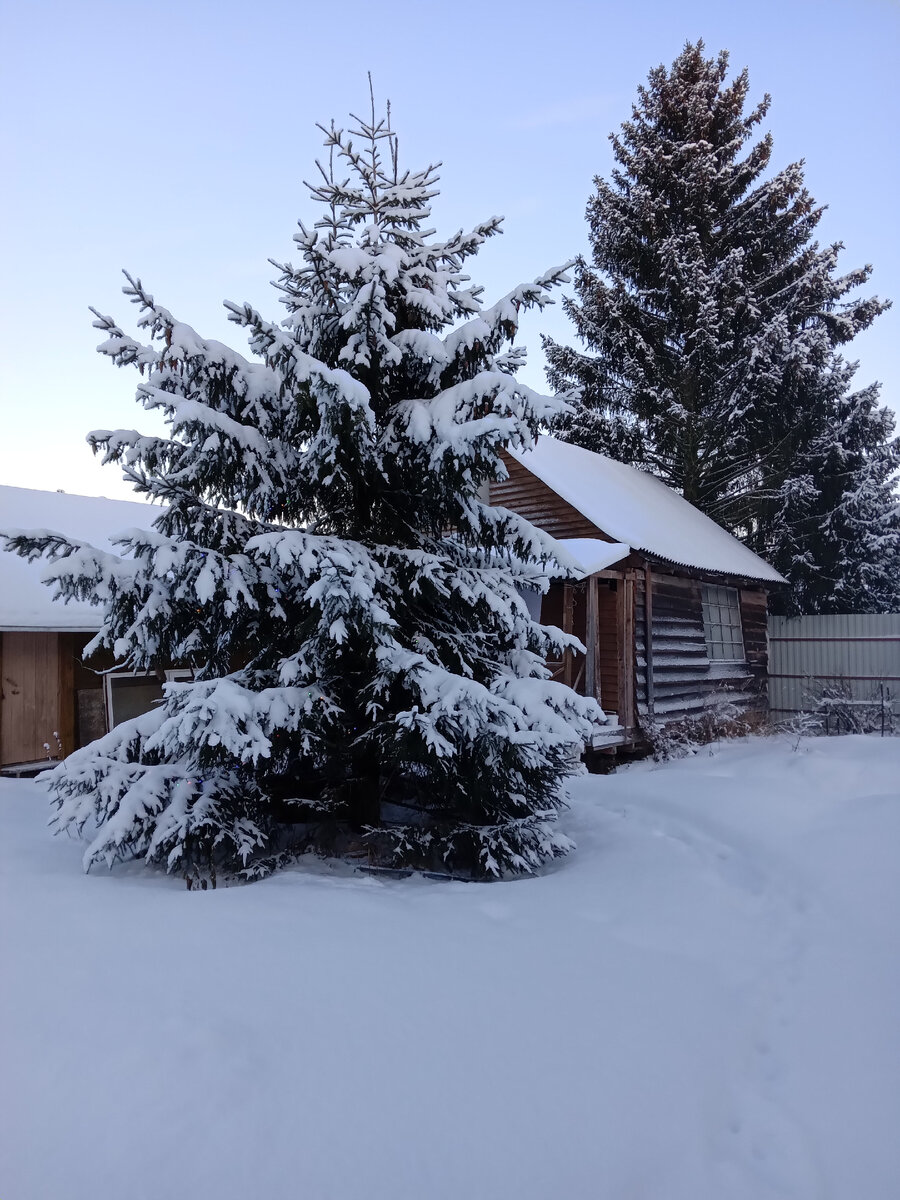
[1, 735, 898, 1199]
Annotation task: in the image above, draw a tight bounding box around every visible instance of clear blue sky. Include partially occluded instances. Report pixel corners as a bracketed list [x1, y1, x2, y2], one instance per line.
[2, 0, 897, 501]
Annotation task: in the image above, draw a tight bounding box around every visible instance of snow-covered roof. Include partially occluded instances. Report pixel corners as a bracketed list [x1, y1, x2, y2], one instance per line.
[0, 485, 160, 631]
[508, 438, 785, 584]
[555, 538, 630, 578]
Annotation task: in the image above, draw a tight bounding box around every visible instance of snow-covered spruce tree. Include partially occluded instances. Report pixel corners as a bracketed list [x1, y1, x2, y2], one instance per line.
[2, 102, 604, 880]
[544, 40, 893, 606]
[760, 358, 900, 614]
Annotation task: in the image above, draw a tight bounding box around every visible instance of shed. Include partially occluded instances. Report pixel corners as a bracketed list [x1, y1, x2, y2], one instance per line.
[493, 437, 785, 746]
[0, 485, 160, 772]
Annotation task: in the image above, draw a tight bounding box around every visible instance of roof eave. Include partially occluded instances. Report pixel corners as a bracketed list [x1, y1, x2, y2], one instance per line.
[0, 624, 102, 634]
[634, 550, 786, 586]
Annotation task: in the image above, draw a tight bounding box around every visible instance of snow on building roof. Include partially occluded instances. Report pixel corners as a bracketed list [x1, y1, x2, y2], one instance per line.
[0, 485, 160, 631]
[508, 438, 785, 584]
[555, 538, 630, 578]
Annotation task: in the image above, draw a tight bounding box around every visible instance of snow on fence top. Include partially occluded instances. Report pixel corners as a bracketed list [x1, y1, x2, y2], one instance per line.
[0, 485, 160, 631]
[509, 438, 786, 583]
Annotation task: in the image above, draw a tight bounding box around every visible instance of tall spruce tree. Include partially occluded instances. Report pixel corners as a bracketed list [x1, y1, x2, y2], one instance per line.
[2, 98, 603, 880]
[545, 40, 898, 613]
[759, 359, 900, 614]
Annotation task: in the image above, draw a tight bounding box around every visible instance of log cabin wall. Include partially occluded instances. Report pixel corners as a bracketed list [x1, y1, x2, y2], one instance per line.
[634, 569, 768, 725]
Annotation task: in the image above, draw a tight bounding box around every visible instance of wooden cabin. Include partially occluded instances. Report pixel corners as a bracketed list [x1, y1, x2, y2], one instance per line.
[0, 486, 162, 774]
[492, 438, 785, 748]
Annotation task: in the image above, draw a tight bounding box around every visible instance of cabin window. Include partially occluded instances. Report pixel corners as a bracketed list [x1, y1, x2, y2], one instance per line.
[700, 584, 745, 662]
[104, 670, 192, 729]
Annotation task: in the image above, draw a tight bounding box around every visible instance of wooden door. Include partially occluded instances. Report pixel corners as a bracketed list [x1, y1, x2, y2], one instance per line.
[0, 632, 61, 766]
[597, 580, 619, 714]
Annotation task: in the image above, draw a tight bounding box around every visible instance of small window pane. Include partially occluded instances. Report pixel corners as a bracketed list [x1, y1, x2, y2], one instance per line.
[109, 675, 165, 726]
[701, 584, 745, 662]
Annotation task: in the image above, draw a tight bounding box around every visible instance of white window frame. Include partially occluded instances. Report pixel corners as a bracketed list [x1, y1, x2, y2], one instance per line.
[104, 669, 193, 731]
[700, 584, 746, 663]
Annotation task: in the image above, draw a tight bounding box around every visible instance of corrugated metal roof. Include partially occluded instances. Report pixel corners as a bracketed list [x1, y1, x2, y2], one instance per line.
[508, 438, 785, 584]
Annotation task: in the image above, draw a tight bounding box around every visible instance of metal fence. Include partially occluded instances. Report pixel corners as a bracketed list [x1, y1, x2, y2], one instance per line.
[769, 613, 900, 728]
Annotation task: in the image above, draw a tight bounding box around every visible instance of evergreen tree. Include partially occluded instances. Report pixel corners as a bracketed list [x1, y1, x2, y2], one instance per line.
[2, 98, 602, 880]
[544, 40, 896, 610]
[760, 359, 900, 614]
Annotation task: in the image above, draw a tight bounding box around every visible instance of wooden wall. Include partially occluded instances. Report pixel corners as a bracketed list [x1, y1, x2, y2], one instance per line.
[1, 632, 63, 767]
[1, 631, 106, 768]
[597, 582, 619, 715]
[492, 452, 609, 540]
[634, 571, 768, 724]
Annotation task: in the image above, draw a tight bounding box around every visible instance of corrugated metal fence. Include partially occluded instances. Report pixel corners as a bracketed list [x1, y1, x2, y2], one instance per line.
[769, 613, 900, 726]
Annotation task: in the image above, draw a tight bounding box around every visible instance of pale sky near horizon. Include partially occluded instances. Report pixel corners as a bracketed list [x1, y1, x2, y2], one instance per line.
[1, 0, 897, 502]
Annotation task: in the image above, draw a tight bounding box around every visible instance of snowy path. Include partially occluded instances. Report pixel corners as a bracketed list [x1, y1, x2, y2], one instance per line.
[1, 736, 898, 1199]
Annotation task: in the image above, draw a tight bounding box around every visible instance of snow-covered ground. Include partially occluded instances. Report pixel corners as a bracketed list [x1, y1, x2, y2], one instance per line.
[2, 735, 898, 1199]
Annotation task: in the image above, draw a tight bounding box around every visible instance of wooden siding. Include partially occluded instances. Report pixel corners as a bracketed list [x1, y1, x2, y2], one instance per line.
[0, 632, 114, 767]
[616, 572, 636, 728]
[597, 581, 619, 714]
[634, 571, 768, 724]
[492, 451, 609, 540]
[57, 634, 76, 758]
[1, 632, 62, 766]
